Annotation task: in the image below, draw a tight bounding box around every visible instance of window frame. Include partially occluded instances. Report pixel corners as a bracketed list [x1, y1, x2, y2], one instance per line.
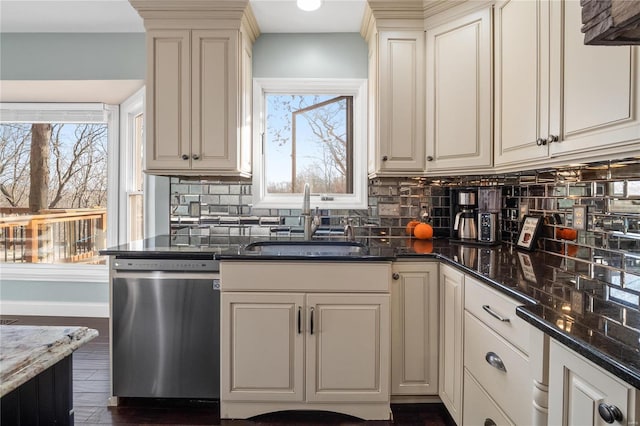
[252, 78, 368, 210]
[0, 102, 118, 282]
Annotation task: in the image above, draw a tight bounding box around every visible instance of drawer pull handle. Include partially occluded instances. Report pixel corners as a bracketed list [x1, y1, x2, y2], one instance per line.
[484, 419, 497, 426]
[485, 351, 507, 372]
[482, 305, 510, 322]
[310, 307, 314, 335]
[598, 403, 623, 424]
[297, 306, 302, 334]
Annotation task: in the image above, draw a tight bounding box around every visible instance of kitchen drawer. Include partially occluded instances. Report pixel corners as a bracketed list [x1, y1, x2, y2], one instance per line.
[464, 311, 531, 426]
[464, 275, 529, 355]
[464, 368, 515, 426]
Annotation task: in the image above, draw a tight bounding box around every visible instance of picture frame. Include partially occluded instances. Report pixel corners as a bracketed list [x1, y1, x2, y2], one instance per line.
[516, 215, 542, 251]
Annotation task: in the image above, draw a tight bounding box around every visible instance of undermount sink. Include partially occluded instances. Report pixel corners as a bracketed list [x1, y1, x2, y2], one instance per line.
[242, 241, 368, 256]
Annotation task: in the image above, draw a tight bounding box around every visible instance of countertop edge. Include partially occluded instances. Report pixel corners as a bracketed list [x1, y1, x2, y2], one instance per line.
[516, 306, 640, 389]
[0, 326, 99, 397]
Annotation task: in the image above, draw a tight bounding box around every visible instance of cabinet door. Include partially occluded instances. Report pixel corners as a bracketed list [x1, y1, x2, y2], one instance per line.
[191, 30, 240, 172]
[548, 340, 637, 426]
[376, 31, 426, 173]
[305, 293, 390, 403]
[425, 7, 493, 173]
[145, 29, 191, 171]
[221, 292, 304, 402]
[391, 262, 439, 395]
[549, 0, 640, 159]
[438, 264, 465, 425]
[494, 0, 551, 166]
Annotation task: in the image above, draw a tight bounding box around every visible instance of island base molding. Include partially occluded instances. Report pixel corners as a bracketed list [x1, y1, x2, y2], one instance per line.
[220, 401, 392, 420]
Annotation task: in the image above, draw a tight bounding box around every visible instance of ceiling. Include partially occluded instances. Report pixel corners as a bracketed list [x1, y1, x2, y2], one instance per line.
[0, 0, 368, 34]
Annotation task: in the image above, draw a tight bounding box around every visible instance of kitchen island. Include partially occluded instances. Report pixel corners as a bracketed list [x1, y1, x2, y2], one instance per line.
[0, 325, 98, 425]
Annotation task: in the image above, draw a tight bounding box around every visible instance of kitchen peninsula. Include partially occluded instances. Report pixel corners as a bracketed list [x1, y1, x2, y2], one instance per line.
[0, 325, 98, 425]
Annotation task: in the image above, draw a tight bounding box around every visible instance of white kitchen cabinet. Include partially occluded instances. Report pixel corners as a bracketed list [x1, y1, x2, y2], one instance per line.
[549, 0, 640, 160]
[132, 1, 255, 177]
[439, 263, 464, 425]
[548, 339, 639, 426]
[495, 0, 640, 169]
[220, 261, 392, 420]
[494, 0, 551, 167]
[425, 6, 493, 173]
[391, 261, 439, 396]
[366, 26, 426, 176]
[220, 292, 304, 402]
[463, 274, 550, 426]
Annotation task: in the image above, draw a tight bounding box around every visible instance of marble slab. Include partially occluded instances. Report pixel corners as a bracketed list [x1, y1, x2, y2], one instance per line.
[0, 325, 98, 397]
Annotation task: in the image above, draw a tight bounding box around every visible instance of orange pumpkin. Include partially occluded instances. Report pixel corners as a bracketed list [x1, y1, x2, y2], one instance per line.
[413, 223, 434, 240]
[405, 220, 421, 236]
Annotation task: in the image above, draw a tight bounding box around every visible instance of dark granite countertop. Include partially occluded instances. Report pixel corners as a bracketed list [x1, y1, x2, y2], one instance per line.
[101, 235, 640, 388]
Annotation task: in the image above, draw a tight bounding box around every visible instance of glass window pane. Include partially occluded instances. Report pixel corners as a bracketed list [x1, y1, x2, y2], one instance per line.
[265, 94, 353, 194]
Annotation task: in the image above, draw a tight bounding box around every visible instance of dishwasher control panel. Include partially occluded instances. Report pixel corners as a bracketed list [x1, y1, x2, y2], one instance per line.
[113, 258, 219, 272]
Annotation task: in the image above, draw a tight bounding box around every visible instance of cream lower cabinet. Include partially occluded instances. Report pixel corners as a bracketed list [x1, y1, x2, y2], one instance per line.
[391, 261, 439, 396]
[220, 261, 391, 420]
[548, 340, 639, 426]
[438, 263, 465, 425]
[463, 274, 549, 426]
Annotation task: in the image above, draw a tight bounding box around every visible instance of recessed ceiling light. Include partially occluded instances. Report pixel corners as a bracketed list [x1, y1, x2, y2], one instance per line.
[297, 0, 322, 12]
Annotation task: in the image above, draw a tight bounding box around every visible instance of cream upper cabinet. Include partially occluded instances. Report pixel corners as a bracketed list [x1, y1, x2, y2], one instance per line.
[494, 0, 551, 168]
[132, 1, 255, 177]
[549, 0, 640, 160]
[495, 0, 640, 170]
[367, 27, 426, 176]
[391, 261, 439, 396]
[425, 6, 493, 174]
[548, 339, 638, 426]
[439, 263, 465, 425]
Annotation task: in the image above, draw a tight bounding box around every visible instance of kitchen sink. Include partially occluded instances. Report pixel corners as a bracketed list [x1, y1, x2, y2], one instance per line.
[242, 241, 368, 256]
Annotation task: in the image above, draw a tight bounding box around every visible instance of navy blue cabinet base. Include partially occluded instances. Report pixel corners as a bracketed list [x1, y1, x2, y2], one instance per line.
[1, 355, 73, 426]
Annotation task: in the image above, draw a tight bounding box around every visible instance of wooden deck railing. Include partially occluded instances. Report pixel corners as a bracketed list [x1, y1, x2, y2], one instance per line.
[0, 209, 107, 264]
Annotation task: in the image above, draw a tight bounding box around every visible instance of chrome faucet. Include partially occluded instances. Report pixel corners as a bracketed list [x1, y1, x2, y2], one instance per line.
[302, 183, 319, 240]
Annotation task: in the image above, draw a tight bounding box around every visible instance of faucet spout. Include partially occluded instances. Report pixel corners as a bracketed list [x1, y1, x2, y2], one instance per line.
[302, 183, 319, 240]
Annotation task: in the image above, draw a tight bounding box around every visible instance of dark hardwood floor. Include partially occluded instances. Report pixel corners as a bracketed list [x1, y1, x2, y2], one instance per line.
[2, 315, 454, 426]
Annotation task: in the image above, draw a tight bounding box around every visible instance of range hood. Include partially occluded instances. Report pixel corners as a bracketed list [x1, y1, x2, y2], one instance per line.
[582, 0, 640, 45]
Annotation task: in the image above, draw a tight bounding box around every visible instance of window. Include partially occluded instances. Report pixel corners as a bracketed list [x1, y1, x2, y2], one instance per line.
[253, 79, 367, 209]
[0, 103, 120, 281]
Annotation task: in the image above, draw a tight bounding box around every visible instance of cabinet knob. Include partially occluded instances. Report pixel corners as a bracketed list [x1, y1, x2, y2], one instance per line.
[192, 154, 200, 160]
[536, 138, 547, 146]
[484, 419, 497, 426]
[181, 154, 189, 160]
[598, 403, 623, 424]
[392, 273, 400, 280]
[547, 134, 559, 144]
[382, 155, 388, 161]
[427, 156, 434, 162]
[485, 351, 507, 372]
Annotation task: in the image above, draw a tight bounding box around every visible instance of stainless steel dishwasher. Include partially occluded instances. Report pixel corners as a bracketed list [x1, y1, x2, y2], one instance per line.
[111, 255, 219, 399]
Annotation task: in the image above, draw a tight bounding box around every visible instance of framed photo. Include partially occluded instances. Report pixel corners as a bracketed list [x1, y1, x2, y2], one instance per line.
[517, 215, 542, 251]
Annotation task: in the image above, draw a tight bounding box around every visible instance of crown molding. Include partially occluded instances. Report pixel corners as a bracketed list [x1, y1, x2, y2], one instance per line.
[129, 0, 255, 31]
[242, 3, 261, 42]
